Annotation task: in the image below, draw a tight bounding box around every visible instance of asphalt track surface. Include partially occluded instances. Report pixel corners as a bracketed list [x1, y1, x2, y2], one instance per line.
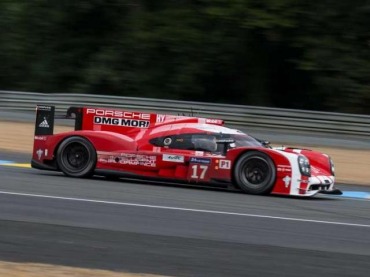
[1, 151, 370, 276]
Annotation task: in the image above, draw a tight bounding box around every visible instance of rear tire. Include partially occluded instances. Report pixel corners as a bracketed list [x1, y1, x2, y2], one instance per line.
[57, 136, 96, 178]
[233, 151, 276, 195]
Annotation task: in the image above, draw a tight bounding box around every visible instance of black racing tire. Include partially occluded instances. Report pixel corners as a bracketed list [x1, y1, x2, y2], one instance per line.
[57, 136, 96, 178]
[233, 151, 276, 195]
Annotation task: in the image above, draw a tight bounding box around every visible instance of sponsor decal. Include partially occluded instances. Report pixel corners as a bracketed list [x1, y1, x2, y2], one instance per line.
[101, 153, 156, 167]
[189, 157, 211, 164]
[34, 136, 47, 141]
[153, 146, 161, 152]
[38, 117, 50, 128]
[219, 160, 231, 169]
[195, 151, 204, 156]
[163, 154, 184, 163]
[216, 139, 234, 144]
[277, 165, 292, 173]
[94, 116, 149, 128]
[86, 109, 150, 120]
[156, 114, 166, 123]
[98, 157, 108, 163]
[36, 149, 43, 160]
[205, 119, 223, 125]
[37, 106, 52, 111]
[283, 175, 291, 188]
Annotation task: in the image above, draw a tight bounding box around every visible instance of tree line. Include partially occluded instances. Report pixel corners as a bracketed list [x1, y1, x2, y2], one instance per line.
[0, 0, 369, 114]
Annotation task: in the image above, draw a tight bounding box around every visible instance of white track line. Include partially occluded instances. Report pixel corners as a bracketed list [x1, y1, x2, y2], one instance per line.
[0, 190, 369, 228]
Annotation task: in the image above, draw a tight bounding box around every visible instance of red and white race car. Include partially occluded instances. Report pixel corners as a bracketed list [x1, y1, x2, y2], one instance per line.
[31, 105, 341, 197]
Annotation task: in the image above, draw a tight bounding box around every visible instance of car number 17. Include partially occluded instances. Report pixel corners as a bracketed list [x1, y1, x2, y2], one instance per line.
[190, 165, 208, 179]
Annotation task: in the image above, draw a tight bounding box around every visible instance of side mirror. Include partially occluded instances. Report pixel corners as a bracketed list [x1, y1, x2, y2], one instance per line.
[261, 140, 270, 147]
[254, 137, 271, 148]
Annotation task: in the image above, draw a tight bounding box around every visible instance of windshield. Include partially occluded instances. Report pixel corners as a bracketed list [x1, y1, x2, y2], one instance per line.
[149, 131, 265, 153]
[217, 134, 263, 148]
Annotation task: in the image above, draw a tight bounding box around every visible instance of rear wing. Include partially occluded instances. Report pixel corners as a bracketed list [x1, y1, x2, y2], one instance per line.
[34, 105, 224, 136]
[34, 105, 83, 136]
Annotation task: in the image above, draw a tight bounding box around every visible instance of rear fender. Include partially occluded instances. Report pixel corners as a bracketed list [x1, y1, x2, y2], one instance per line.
[35, 131, 137, 165]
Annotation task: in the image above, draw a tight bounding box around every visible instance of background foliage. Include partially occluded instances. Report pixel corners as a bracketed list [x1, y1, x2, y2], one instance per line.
[0, 0, 369, 113]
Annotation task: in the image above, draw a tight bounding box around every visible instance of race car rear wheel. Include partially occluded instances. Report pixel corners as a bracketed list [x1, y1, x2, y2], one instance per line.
[233, 151, 276, 195]
[57, 136, 96, 178]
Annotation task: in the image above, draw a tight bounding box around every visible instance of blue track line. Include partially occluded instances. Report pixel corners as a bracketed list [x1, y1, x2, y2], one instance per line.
[0, 160, 14, 165]
[340, 191, 370, 200]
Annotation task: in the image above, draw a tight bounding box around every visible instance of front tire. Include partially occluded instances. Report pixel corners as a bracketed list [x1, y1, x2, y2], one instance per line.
[233, 151, 276, 195]
[57, 136, 96, 178]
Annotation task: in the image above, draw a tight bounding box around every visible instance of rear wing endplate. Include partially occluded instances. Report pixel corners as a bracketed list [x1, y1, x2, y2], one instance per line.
[34, 105, 55, 135]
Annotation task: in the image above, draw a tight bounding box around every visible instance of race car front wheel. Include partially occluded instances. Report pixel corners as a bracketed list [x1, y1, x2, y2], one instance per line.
[233, 151, 276, 195]
[57, 136, 96, 178]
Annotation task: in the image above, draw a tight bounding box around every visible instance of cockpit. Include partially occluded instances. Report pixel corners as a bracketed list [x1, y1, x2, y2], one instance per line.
[149, 130, 265, 153]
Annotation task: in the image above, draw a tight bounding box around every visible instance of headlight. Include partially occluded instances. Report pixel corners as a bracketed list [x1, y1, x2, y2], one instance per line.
[329, 157, 335, 176]
[298, 155, 311, 176]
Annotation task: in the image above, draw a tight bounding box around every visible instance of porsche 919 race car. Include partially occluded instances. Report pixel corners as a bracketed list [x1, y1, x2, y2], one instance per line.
[31, 105, 342, 197]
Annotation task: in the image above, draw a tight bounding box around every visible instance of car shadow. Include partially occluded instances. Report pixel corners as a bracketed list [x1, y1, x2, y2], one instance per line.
[29, 171, 342, 200]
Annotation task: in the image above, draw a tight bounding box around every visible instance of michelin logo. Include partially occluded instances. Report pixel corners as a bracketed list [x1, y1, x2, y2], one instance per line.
[39, 117, 50, 128]
[189, 157, 211, 164]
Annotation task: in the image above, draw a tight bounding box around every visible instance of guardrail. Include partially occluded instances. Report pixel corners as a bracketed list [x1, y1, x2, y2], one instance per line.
[0, 90, 369, 137]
